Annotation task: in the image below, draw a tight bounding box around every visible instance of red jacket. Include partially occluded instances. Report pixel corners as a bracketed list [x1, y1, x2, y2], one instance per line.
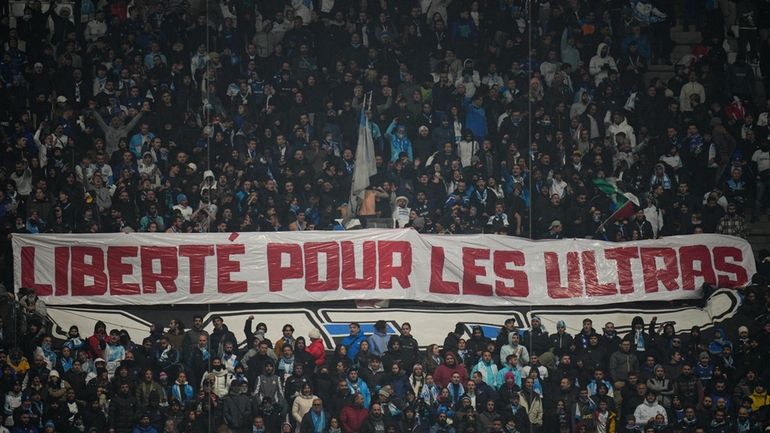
[433, 352, 469, 388]
[306, 338, 326, 366]
[340, 404, 369, 433]
[87, 333, 106, 359]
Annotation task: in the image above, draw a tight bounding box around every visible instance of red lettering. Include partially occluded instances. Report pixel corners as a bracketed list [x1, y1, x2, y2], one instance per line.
[713, 246, 749, 287]
[545, 251, 582, 298]
[178, 245, 215, 294]
[640, 247, 679, 293]
[20, 247, 53, 296]
[604, 247, 639, 294]
[341, 241, 376, 290]
[304, 242, 340, 292]
[107, 246, 140, 295]
[378, 241, 412, 289]
[429, 247, 459, 294]
[54, 247, 69, 296]
[582, 250, 617, 296]
[462, 248, 493, 296]
[679, 245, 717, 289]
[141, 246, 178, 294]
[493, 250, 529, 297]
[70, 247, 107, 296]
[217, 244, 247, 293]
[267, 243, 303, 292]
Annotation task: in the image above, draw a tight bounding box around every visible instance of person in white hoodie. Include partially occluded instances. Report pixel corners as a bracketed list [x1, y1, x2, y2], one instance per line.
[633, 391, 667, 426]
[606, 112, 637, 148]
[499, 333, 529, 368]
[589, 43, 618, 85]
[457, 130, 479, 168]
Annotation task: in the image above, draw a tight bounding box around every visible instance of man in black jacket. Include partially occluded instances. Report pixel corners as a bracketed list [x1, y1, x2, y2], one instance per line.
[224, 380, 253, 433]
[398, 322, 420, 371]
[109, 382, 138, 433]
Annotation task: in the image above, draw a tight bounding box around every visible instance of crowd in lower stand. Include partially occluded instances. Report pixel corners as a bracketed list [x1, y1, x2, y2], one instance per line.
[0, 280, 770, 433]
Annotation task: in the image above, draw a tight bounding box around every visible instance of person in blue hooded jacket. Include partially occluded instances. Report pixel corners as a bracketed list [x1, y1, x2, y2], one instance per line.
[463, 95, 488, 141]
[342, 323, 367, 362]
[385, 119, 413, 162]
[367, 321, 391, 357]
[707, 328, 733, 355]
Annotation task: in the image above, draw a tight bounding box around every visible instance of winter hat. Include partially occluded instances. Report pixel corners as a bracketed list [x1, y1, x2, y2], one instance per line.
[308, 329, 321, 340]
[556, 320, 566, 329]
[738, 326, 749, 334]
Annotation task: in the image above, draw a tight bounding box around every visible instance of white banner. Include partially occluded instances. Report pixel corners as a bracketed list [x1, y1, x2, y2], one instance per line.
[12, 231, 755, 306]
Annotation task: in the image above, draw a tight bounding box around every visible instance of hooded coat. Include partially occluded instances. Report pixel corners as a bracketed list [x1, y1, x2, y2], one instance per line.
[433, 352, 469, 388]
[589, 43, 618, 85]
[499, 334, 530, 367]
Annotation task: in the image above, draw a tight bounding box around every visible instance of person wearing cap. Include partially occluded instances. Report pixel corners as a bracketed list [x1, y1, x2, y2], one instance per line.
[548, 320, 573, 359]
[392, 196, 411, 228]
[522, 317, 550, 361]
[46, 369, 72, 403]
[544, 219, 563, 239]
[306, 329, 326, 368]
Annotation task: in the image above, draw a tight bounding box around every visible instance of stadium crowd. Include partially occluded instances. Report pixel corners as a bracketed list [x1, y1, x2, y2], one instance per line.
[1, 0, 770, 431]
[0, 279, 769, 433]
[0, 0, 768, 255]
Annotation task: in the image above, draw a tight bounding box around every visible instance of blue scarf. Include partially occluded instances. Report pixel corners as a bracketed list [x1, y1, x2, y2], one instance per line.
[41, 343, 58, 366]
[60, 356, 74, 372]
[311, 410, 326, 433]
[634, 331, 645, 351]
[200, 347, 209, 362]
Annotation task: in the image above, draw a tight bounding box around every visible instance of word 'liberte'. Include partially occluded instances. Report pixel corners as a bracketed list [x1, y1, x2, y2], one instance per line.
[18, 241, 748, 299]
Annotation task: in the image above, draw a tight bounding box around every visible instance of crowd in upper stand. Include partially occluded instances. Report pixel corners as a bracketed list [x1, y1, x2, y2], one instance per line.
[0, 0, 768, 251]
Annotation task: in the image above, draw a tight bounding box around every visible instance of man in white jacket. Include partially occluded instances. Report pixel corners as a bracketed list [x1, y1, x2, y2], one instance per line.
[203, 358, 233, 399]
[606, 112, 637, 149]
[589, 43, 618, 85]
[634, 391, 667, 426]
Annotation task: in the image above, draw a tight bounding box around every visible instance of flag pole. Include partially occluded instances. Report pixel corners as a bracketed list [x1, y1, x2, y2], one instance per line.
[595, 201, 632, 234]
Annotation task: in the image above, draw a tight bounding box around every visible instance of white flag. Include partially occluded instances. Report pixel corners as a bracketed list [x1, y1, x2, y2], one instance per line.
[350, 94, 377, 215]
